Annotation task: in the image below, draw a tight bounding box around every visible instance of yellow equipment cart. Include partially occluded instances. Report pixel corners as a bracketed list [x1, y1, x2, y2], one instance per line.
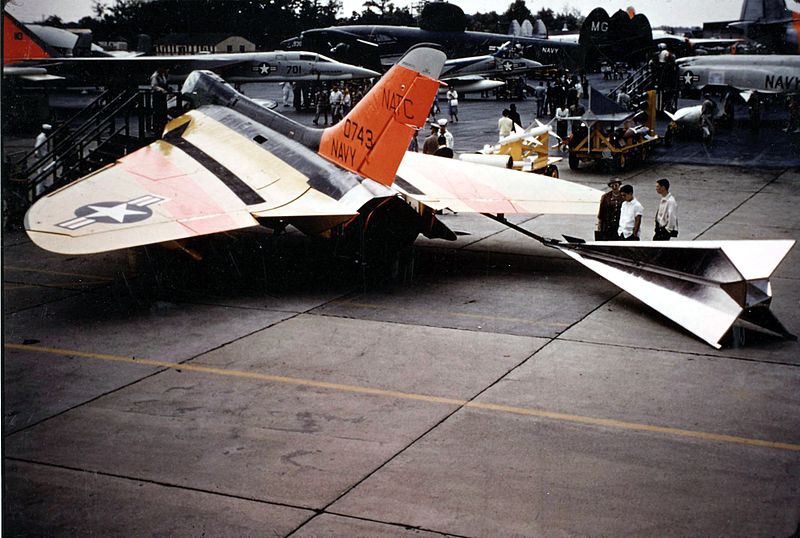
[466, 123, 561, 177]
[566, 89, 661, 172]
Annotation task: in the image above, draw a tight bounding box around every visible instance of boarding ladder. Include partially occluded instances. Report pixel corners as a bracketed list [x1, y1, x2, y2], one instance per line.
[607, 63, 653, 102]
[608, 62, 678, 112]
[7, 88, 183, 205]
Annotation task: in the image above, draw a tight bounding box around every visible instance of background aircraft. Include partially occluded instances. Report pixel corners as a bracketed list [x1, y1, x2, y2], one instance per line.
[729, 0, 800, 53]
[440, 52, 543, 94]
[280, 3, 580, 71]
[283, 24, 580, 72]
[651, 31, 744, 57]
[3, 12, 379, 85]
[677, 55, 800, 97]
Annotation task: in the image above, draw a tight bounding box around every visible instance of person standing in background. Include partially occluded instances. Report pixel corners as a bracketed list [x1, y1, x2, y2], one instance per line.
[653, 178, 678, 240]
[596, 178, 624, 240]
[498, 109, 513, 141]
[617, 184, 643, 241]
[446, 86, 459, 122]
[508, 103, 522, 128]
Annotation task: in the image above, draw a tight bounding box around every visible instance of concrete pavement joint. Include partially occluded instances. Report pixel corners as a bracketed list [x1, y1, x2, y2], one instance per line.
[695, 168, 786, 240]
[326, 298, 571, 329]
[285, 323, 549, 537]
[3, 265, 116, 281]
[1, 287, 88, 316]
[4, 289, 352, 437]
[2, 313, 302, 438]
[6, 456, 319, 514]
[3, 278, 109, 290]
[319, 511, 477, 538]
[556, 335, 800, 368]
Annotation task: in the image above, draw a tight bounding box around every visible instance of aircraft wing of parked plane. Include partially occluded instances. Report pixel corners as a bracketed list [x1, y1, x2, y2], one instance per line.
[23, 46, 795, 349]
[677, 55, 800, 95]
[3, 12, 379, 84]
[2, 65, 64, 81]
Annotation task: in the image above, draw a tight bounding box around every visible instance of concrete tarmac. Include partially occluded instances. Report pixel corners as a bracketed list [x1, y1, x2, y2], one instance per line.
[3, 79, 800, 537]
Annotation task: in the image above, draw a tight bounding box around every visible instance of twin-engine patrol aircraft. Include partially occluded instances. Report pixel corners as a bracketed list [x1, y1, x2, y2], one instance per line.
[3, 12, 379, 84]
[23, 45, 795, 350]
[730, 0, 800, 54]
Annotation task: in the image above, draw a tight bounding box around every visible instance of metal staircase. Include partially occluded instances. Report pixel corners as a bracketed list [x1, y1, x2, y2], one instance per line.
[7, 88, 182, 205]
[607, 63, 654, 102]
[608, 62, 678, 112]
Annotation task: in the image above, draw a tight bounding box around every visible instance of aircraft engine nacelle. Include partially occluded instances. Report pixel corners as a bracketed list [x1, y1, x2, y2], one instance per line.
[181, 70, 237, 108]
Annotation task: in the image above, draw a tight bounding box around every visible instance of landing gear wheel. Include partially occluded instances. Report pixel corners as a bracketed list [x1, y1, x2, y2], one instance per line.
[544, 164, 559, 178]
[568, 152, 579, 170]
[614, 153, 626, 172]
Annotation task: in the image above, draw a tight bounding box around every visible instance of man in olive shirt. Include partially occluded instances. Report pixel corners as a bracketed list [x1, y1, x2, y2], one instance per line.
[422, 123, 440, 154]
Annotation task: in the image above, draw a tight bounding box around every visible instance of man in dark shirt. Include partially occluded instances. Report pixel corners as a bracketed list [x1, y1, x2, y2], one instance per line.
[596, 178, 624, 240]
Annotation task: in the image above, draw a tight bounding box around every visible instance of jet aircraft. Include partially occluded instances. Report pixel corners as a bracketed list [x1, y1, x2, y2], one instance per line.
[676, 54, 800, 97]
[22, 45, 795, 349]
[3, 12, 379, 85]
[440, 52, 543, 94]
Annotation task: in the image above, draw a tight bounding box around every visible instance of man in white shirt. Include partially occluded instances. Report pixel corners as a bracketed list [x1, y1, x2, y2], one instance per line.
[653, 178, 678, 240]
[34, 124, 54, 195]
[446, 86, 459, 122]
[34, 124, 51, 159]
[617, 184, 643, 240]
[498, 109, 513, 141]
[329, 85, 344, 123]
[438, 118, 454, 149]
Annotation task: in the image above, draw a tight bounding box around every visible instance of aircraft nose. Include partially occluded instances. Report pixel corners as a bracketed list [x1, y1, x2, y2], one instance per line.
[354, 66, 381, 78]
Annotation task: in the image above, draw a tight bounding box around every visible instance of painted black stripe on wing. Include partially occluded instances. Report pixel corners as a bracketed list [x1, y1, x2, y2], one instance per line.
[394, 175, 424, 195]
[204, 105, 363, 201]
[163, 122, 265, 205]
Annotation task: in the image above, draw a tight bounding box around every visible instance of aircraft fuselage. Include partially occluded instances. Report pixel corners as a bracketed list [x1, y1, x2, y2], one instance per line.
[9, 51, 379, 86]
[440, 55, 542, 79]
[677, 55, 800, 94]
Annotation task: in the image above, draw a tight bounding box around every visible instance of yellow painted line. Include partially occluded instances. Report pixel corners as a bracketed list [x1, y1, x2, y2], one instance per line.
[4, 265, 115, 282]
[6, 342, 800, 452]
[335, 300, 568, 329]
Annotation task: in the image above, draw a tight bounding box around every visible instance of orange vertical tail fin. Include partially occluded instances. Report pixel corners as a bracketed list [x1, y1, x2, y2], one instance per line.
[3, 12, 55, 63]
[318, 45, 446, 187]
